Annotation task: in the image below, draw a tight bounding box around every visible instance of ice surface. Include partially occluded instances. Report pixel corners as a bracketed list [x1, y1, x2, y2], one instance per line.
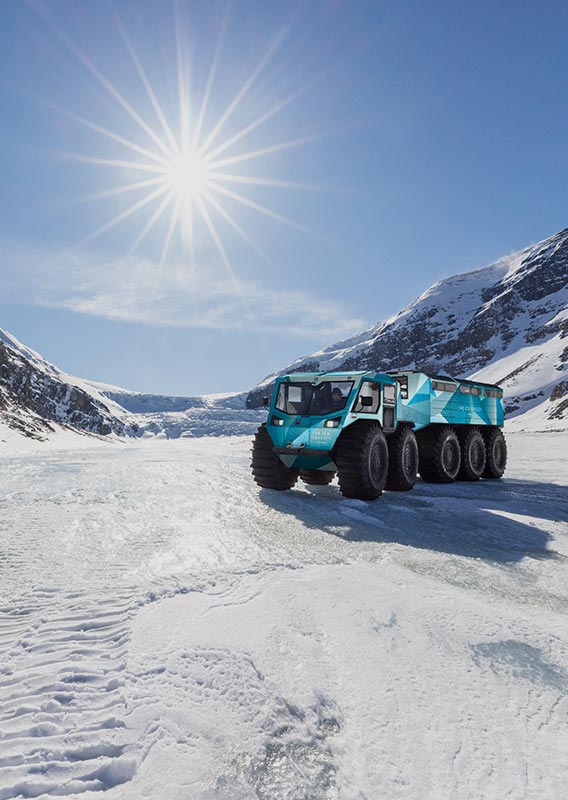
[0, 433, 567, 798]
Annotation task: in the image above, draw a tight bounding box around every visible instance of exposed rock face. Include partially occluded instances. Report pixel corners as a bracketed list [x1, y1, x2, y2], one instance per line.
[0, 329, 260, 444]
[0, 334, 128, 440]
[549, 380, 568, 420]
[247, 228, 568, 428]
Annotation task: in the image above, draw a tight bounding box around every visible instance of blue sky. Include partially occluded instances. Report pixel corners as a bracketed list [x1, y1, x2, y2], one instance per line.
[1, 0, 567, 394]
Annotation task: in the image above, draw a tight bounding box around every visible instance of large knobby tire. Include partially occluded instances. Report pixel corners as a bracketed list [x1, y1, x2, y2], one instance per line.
[300, 469, 335, 486]
[418, 425, 461, 483]
[482, 428, 507, 479]
[335, 423, 389, 500]
[251, 425, 299, 490]
[386, 426, 419, 492]
[457, 427, 486, 481]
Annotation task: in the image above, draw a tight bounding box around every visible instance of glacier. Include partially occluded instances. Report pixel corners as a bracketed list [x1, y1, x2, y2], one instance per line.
[0, 432, 566, 799]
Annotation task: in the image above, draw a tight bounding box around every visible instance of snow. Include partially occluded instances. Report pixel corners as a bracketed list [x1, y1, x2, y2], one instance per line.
[0, 418, 111, 453]
[0, 328, 126, 417]
[0, 432, 567, 799]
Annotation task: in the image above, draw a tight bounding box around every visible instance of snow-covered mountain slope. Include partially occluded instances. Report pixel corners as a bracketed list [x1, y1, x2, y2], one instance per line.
[0, 328, 132, 442]
[246, 228, 568, 430]
[0, 329, 261, 446]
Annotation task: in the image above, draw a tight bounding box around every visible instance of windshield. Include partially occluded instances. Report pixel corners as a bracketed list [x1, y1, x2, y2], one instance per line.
[275, 381, 354, 416]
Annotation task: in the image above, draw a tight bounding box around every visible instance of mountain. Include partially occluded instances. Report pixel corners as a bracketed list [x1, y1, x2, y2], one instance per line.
[246, 228, 568, 430]
[0, 329, 262, 445]
[3, 226, 566, 443]
[0, 329, 133, 442]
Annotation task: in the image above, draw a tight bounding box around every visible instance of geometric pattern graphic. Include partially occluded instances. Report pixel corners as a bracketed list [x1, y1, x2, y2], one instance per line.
[265, 370, 504, 470]
[393, 371, 504, 430]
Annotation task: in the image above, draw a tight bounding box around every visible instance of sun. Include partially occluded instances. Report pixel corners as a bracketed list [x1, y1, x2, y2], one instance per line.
[41, 5, 325, 278]
[165, 149, 209, 204]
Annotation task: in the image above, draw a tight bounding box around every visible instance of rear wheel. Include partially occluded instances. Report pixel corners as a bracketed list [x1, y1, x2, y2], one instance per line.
[418, 425, 461, 483]
[335, 423, 389, 500]
[300, 469, 335, 486]
[457, 427, 486, 481]
[386, 426, 419, 491]
[482, 428, 507, 479]
[251, 425, 299, 490]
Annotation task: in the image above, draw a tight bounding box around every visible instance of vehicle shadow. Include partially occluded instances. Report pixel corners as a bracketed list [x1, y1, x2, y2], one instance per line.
[259, 477, 568, 564]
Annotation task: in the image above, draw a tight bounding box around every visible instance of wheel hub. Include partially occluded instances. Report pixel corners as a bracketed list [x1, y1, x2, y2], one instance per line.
[442, 440, 458, 473]
[471, 440, 484, 471]
[403, 440, 417, 476]
[369, 441, 384, 482]
[494, 440, 505, 468]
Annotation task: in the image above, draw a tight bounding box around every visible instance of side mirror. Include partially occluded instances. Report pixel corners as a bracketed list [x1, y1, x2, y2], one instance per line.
[262, 396, 269, 407]
[361, 395, 373, 407]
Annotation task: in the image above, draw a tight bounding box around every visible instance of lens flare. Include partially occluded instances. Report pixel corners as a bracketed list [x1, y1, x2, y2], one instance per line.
[41, 4, 329, 280]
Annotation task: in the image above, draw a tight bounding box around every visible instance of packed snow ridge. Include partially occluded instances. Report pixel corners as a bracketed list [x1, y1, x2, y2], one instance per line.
[247, 227, 568, 431]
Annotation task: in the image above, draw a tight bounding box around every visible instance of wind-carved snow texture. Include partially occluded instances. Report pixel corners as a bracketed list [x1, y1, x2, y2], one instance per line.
[0, 589, 137, 799]
[246, 227, 568, 429]
[0, 433, 567, 798]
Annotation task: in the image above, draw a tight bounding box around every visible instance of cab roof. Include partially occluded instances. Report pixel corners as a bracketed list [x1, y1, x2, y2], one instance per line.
[280, 370, 396, 384]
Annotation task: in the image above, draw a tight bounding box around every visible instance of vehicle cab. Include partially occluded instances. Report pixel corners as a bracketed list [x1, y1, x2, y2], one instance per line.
[265, 370, 398, 471]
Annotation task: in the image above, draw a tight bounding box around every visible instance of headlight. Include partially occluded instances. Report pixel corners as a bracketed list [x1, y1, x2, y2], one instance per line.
[271, 416, 284, 426]
[324, 418, 341, 428]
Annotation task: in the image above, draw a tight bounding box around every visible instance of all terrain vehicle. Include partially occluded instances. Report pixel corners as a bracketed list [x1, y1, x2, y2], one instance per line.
[251, 370, 507, 500]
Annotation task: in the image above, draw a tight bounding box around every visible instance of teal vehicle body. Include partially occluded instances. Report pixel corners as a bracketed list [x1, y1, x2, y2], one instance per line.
[390, 371, 504, 431]
[266, 371, 398, 472]
[265, 370, 504, 472]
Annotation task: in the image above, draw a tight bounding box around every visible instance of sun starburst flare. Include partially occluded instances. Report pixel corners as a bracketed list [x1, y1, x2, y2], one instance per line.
[42, 3, 331, 279]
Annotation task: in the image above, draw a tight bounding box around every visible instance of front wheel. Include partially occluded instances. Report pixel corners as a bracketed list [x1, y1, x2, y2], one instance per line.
[251, 425, 299, 490]
[335, 423, 389, 500]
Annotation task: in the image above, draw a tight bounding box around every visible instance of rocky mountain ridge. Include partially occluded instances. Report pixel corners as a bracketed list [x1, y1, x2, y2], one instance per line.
[0, 330, 131, 441]
[246, 228, 568, 430]
[0, 329, 262, 445]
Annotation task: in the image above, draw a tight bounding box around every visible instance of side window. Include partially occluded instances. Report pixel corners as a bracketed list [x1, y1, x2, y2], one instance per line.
[275, 383, 286, 411]
[460, 385, 481, 396]
[353, 381, 381, 414]
[394, 375, 408, 399]
[383, 384, 396, 404]
[432, 380, 457, 393]
[460, 384, 481, 394]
